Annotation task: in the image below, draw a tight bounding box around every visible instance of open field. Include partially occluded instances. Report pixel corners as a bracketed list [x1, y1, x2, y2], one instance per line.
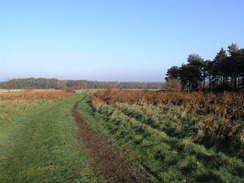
[0, 93, 98, 182]
[0, 89, 24, 93]
[0, 90, 243, 182]
[0, 90, 75, 100]
[0, 89, 66, 94]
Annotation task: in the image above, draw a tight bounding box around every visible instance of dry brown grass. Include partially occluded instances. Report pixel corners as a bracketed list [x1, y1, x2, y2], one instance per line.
[0, 90, 75, 100]
[0, 89, 24, 93]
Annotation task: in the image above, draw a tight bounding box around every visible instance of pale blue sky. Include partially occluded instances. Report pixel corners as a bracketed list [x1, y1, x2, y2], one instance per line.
[1, 0, 244, 82]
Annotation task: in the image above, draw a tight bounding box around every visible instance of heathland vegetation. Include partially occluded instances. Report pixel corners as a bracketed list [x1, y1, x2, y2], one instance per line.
[88, 90, 243, 182]
[1, 43, 243, 182]
[0, 89, 243, 182]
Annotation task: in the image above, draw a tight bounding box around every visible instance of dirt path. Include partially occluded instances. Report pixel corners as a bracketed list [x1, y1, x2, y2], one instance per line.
[72, 101, 148, 183]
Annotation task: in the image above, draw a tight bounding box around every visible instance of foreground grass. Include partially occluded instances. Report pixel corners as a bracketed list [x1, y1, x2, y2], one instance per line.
[77, 93, 159, 182]
[0, 95, 96, 182]
[79, 92, 244, 183]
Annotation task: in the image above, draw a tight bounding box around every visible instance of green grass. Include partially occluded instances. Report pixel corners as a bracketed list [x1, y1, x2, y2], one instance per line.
[77, 92, 244, 183]
[0, 95, 97, 183]
[1, 92, 243, 182]
[105, 102, 243, 158]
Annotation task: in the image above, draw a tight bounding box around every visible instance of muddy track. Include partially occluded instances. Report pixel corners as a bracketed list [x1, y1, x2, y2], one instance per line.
[72, 101, 148, 183]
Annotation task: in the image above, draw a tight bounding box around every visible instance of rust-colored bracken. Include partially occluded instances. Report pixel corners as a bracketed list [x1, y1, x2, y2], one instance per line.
[90, 90, 244, 139]
[90, 90, 244, 120]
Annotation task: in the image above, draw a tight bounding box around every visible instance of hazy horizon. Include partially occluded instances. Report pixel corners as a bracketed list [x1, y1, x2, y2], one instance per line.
[0, 77, 164, 83]
[1, 0, 244, 82]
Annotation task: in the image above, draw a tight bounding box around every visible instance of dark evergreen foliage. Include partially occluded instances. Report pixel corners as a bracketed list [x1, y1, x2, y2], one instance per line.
[166, 43, 244, 91]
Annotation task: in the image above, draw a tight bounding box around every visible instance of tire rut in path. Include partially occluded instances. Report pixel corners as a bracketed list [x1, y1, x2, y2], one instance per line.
[72, 102, 148, 183]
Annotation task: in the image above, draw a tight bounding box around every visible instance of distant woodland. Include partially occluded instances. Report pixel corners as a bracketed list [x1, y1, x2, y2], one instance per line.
[0, 78, 163, 90]
[166, 43, 244, 91]
[2, 43, 243, 91]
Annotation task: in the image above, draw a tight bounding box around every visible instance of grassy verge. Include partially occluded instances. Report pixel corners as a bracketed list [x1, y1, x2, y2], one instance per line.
[111, 103, 243, 158]
[77, 93, 159, 182]
[78, 92, 244, 183]
[0, 95, 96, 183]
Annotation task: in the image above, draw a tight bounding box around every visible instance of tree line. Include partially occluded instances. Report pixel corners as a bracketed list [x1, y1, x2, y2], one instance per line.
[165, 43, 244, 91]
[0, 78, 163, 90]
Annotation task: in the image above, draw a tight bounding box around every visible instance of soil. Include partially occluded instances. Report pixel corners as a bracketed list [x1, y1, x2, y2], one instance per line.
[72, 102, 149, 183]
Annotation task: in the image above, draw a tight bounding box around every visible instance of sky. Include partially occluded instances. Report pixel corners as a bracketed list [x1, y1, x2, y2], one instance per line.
[1, 0, 244, 82]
